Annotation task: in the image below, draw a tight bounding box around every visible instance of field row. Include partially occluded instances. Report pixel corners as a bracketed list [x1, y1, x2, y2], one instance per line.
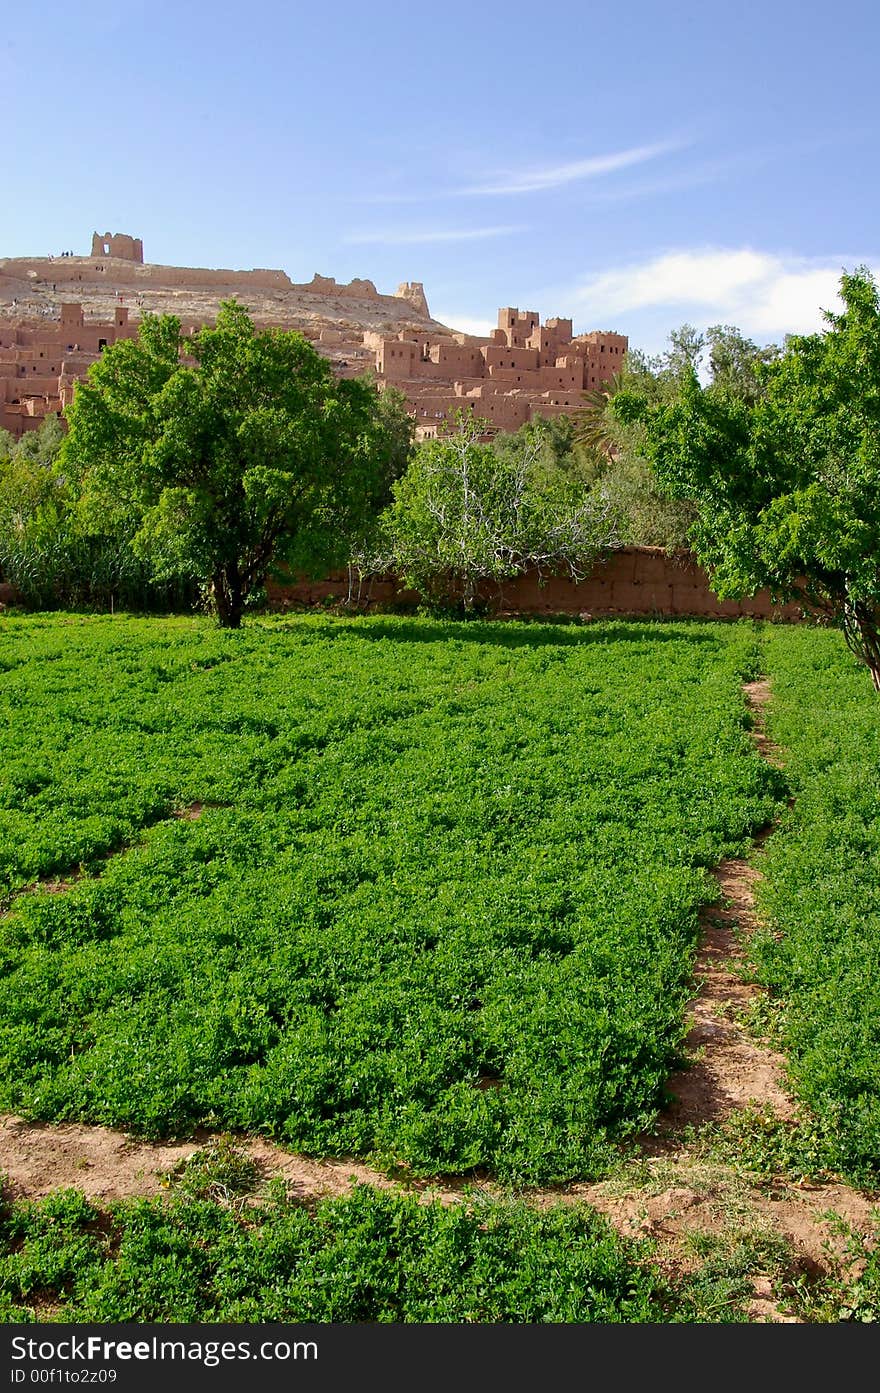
[754, 628, 880, 1179]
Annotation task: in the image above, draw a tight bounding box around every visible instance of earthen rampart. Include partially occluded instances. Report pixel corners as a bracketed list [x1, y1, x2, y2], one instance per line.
[267, 548, 804, 622]
[0, 257, 295, 292]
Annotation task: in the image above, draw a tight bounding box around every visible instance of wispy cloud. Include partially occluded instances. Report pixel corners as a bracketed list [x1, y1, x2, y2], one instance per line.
[457, 140, 683, 196]
[361, 139, 686, 204]
[567, 248, 879, 340]
[342, 224, 524, 246]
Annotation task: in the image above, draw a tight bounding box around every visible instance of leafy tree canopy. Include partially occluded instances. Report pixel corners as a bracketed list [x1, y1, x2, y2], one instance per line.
[613, 268, 880, 689]
[374, 412, 617, 610]
[61, 301, 408, 626]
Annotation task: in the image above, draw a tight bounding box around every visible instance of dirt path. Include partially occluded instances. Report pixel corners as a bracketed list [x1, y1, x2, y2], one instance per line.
[0, 1116, 467, 1206]
[566, 676, 878, 1319]
[1, 678, 877, 1320]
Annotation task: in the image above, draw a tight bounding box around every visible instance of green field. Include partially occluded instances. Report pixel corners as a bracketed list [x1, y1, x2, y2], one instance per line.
[0, 612, 780, 1182]
[3, 610, 880, 1324]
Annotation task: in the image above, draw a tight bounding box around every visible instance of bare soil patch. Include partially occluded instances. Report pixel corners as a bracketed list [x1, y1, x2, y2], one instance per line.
[0, 1116, 462, 1207]
[651, 677, 794, 1138]
[653, 853, 796, 1136]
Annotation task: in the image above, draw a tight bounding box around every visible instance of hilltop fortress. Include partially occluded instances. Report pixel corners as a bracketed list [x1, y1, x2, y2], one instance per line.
[0, 233, 626, 439]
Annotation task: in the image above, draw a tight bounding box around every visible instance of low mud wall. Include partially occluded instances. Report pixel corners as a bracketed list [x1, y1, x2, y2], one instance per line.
[267, 548, 803, 620]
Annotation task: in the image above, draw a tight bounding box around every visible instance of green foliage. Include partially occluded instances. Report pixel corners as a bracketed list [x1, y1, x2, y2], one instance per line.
[62, 303, 403, 628]
[491, 414, 598, 483]
[614, 270, 880, 688]
[0, 415, 192, 613]
[376, 414, 618, 609]
[704, 325, 780, 403]
[676, 1224, 795, 1322]
[0, 1178, 733, 1324]
[594, 455, 697, 549]
[748, 626, 880, 1180]
[574, 356, 698, 550]
[0, 613, 779, 1182]
[573, 325, 780, 552]
[820, 1215, 880, 1322]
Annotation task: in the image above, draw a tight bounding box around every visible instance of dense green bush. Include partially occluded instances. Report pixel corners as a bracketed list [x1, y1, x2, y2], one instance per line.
[0, 417, 193, 613]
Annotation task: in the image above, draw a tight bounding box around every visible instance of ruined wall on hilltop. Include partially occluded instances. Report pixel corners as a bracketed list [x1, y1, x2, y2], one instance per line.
[395, 282, 429, 316]
[0, 258, 294, 292]
[91, 231, 144, 263]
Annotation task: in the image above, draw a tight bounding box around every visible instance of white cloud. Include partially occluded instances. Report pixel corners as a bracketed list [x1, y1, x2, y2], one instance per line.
[342, 225, 523, 246]
[458, 141, 682, 196]
[569, 248, 879, 341]
[431, 311, 496, 338]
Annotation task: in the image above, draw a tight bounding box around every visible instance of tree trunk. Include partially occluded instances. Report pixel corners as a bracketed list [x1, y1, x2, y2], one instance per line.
[212, 566, 245, 629]
[841, 596, 880, 692]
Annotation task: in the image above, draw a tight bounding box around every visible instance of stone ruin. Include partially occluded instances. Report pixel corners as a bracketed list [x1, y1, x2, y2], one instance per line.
[90, 231, 144, 263]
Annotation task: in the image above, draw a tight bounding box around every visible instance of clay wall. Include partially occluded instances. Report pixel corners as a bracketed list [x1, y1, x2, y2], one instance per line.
[427, 342, 484, 375]
[267, 548, 804, 621]
[0, 258, 294, 292]
[536, 362, 584, 391]
[484, 344, 540, 372]
[395, 282, 430, 316]
[301, 273, 380, 299]
[378, 339, 419, 377]
[497, 307, 540, 346]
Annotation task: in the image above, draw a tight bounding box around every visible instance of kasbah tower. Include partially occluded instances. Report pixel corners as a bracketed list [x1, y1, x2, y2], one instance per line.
[0, 232, 627, 440]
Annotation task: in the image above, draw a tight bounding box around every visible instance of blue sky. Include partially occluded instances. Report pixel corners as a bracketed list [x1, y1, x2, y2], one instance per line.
[3, 0, 878, 354]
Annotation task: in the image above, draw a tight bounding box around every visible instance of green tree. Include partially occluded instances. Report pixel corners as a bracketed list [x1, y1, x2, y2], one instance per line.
[613, 268, 880, 690]
[0, 421, 67, 604]
[705, 324, 780, 402]
[573, 356, 697, 549]
[379, 413, 617, 610]
[492, 414, 597, 483]
[663, 323, 706, 378]
[62, 301, 403, 627]
[346, 385, 415, 601]
[0, 415, 186, 612]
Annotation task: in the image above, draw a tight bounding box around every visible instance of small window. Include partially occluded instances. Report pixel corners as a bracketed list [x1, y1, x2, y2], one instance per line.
[98, 339, 107, 352]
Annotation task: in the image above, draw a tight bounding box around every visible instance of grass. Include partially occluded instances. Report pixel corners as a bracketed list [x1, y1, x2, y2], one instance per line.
[3, 610, 880, 1323]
